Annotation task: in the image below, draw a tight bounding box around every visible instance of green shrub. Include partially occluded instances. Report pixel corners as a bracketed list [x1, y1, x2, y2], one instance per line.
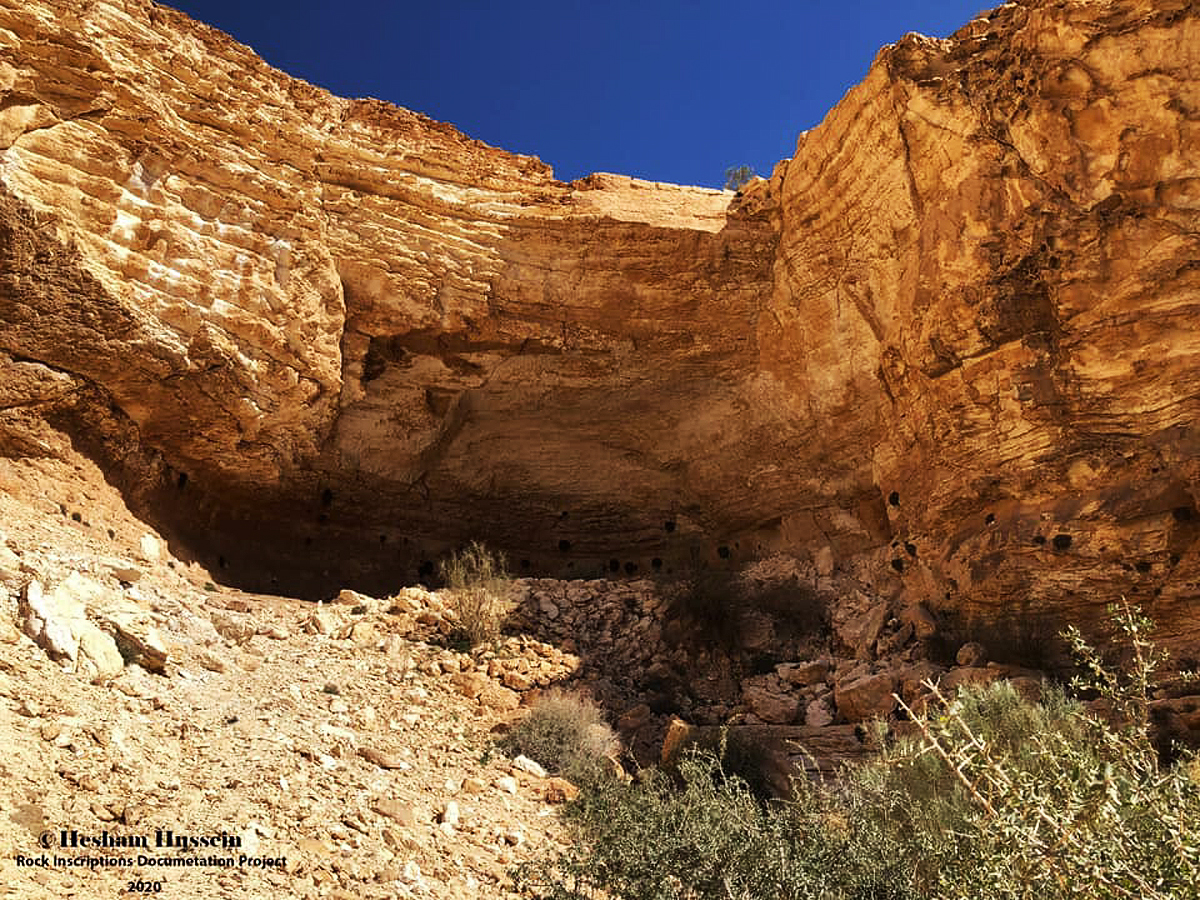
[501, 689, 619, 786]
[513, 745, 919, 900]
[515, 603, 1200, 900]
[438, 541, 513, 647]
[723, 165, 756, 191]
[878, 603, 1200, 899]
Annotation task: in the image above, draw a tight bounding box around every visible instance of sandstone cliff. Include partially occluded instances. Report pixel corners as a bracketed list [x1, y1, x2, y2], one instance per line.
[1, 0, 1198, 675]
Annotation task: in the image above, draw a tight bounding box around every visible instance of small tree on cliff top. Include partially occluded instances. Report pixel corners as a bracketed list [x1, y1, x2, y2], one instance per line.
[724, 165, 756, 190]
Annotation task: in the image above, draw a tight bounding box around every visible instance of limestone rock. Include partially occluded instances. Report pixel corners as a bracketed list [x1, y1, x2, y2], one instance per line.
[511, 755, 547, 778]
[138, 534, 161, 564]
[805, 698, 835, 728]
[777, 659, 830, 687]
[103, 616, 169, 673]
[834, 672, 897, 723]
[835, 599, 890, 658]
[956, 642, 988, 667]
[0, 540, 23, 591]
[358, 747, 408, 770]
[742, 675, 801, 725]
[902, 604, 938, 641]
[19, 577, 125, 682]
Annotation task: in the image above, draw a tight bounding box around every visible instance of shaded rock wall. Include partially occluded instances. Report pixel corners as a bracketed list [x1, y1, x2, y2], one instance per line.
[0, 0, 1198, 668]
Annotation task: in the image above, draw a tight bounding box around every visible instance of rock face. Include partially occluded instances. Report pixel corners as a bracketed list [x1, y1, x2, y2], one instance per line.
[0, 0, 1198, 673]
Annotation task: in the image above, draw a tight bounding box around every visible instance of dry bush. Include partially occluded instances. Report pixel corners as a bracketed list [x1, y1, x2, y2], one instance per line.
[439, 541, 514, 647]
[501, 689, 619, 785]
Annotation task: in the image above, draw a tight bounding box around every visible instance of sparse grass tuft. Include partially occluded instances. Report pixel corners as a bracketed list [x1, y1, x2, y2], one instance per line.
[439, 541, 514, 647]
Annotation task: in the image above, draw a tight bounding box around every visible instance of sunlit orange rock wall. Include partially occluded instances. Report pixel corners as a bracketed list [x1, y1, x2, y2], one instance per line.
[1, 0, 1197, 662]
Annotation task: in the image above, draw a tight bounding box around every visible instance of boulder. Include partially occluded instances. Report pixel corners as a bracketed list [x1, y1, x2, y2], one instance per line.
[834, 672, 897, 722]
[742, 677, 801, 725]
[19, 577, 124, 682]
[805, 698, 835, 728]
[956, 641, 988, 667]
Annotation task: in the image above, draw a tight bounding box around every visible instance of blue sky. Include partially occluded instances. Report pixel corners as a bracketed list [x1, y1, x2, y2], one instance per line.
[164, 1, 991, 188]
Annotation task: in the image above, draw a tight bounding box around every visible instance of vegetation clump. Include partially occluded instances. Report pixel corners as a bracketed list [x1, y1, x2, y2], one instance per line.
[438, 541, 514, 647]
[724, 165, 757, 190]
[515, 603, 1200, 899]
[501, 689, 619, 787]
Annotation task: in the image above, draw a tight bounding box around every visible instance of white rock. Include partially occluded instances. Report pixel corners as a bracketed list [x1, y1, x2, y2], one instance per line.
[511, 755, 547, 778]
[138, 533, 161, 563]
[19, 577, 124, 682]
[400, 860, 424, 886]
[76, 627, 125, 682]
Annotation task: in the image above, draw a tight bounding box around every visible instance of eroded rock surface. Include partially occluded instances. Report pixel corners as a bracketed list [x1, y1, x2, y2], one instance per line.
[0, 0, 1198, 674]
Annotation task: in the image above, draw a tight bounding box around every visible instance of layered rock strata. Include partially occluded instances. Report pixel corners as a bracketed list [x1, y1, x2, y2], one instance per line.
[0, 0, 1198, 676]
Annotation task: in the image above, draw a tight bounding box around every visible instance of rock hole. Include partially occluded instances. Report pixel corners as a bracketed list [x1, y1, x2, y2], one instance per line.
[417, 560, 434, 578]
[608, 559, 620, 572]
[1033, 535, 1047, 545]
[218, 555, 227, 569]
[559, 510, 569, 520]
[891, 558, 905, 573]
[651, 557, 662, 570]
[320, 488, 333, 507]
[1172, 506, 1194, 522]
[1052, 533, 1072, 551]
[624, 562, 638, 575]
[905, 542, 918, 558]
[664, 520, 676, 533]
[176, 472, 188, 490]
[558, 539, 572, 552]
[107, 528, 115, 539]
[717, 545, 730, 559]
[985, 512, 995, 525]
[378, 534, 387, 545]
[1170, 553, 1182, 566]
[71, 511, 82, 522]
[888, 491, 900, 507]
[520, 559, 531, 570]
[1135, 560, 1152, 573]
